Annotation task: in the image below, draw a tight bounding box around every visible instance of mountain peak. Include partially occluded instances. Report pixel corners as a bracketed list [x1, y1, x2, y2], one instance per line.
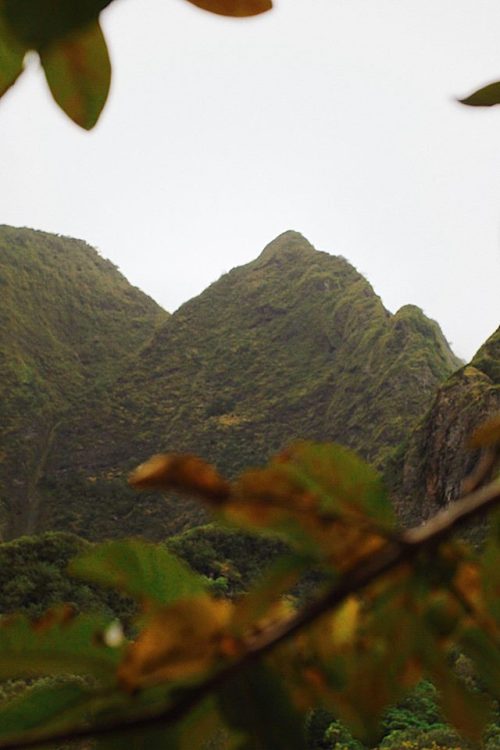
[256, 230, 316, 264]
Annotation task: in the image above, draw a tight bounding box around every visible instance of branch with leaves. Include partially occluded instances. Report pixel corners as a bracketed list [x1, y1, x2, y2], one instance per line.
[0, 418, 498, 750]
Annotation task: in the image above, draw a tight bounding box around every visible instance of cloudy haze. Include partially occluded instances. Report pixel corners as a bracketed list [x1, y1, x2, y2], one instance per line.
[1, 0, 499, 360]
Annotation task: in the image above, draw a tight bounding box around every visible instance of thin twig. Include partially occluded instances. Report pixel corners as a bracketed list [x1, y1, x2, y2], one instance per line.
[1, 479, 499, 750]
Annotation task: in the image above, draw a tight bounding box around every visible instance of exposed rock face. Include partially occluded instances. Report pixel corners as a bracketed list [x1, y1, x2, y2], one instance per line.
[391, 327, 500, 525]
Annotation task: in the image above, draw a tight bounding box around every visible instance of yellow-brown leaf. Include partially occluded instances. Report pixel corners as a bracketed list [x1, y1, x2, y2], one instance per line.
[184, 0, 271, 17]
[129, 454, 230, 503]
[118, 596, 233, 691]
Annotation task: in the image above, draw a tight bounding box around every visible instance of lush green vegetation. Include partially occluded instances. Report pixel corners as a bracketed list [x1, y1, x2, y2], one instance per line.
[0, 225, 166, 540]
[167, 524, 290, 597]
[1, 518, 499, 750]
[25, 229, 461, 541]
[306, 679, 500, 750]
[0, 437, 496, 749]
[0, 531, 134, 622]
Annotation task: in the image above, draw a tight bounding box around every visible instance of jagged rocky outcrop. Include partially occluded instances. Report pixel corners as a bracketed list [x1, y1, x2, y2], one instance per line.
[29, 230, 460, 540]
[0, 226, 167, 539]
[391, 327, 500, 525]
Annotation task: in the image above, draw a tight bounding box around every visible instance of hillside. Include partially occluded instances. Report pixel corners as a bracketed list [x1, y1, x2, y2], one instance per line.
[0, 226, 167, 539]
[390, 326, 500, 525]
[31, 231, 461, 540]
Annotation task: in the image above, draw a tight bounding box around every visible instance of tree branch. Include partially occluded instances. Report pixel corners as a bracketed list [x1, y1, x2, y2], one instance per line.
[1, 478, 499, 750]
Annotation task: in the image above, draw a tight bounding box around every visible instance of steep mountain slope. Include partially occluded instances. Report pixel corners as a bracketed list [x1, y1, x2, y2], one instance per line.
[37, 231, 460, 540]
[0, 226, 167, 539]
[390, 326, 500, 525]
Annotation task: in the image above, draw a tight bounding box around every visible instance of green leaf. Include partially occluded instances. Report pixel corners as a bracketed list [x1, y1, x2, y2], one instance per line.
[218, 663, 307, 750]
[0, 612, 123, 683]
[233, 442, 393, 529]
[2, 0, 113, 49]
[0, 13, 26, 97]
[184, 0, 272, 17]
[0, 681, 91, 742]
[459, 81, 500, 107]
[69, 539, 206, 607]
[284, 442, 394, 527]
[40, 20, 110, 130]
[227, 442, 394, 566]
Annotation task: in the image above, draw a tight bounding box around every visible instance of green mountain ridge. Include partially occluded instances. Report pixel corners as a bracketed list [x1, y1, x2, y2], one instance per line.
[0, 225, 167, 539]
[14, 228, 461, 541]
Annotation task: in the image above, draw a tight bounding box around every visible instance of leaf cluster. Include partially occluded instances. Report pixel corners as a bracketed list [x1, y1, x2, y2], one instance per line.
[0, 0, 271, 129]
[1, 0, 498, 132]
[0, 435, 498, 749]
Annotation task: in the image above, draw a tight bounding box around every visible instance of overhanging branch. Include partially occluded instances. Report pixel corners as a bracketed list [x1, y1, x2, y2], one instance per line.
[1, 478, 499, 750]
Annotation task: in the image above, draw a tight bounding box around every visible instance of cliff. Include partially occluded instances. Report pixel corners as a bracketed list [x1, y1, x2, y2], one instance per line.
[390, 326, 500, 525]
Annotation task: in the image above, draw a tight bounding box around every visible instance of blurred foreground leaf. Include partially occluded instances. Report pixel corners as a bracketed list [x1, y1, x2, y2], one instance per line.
[218, 663, 306, 750]
[470, 413, 500, 448]
[131, 443, 394, 569]
[40, 20, 110, 130]
[69, 539, 206, 607]
[0, 610, 123, 683]
[118, 595, 234, 691]
[0, 682, 92, 742]
[129, 453, 230, 502]
[0, 15, 26, 96]
[2, 0, 112, 49]
[460, 81, 500, 107]
[227, 442, 394, 568]
[95, 696, 230, 750]
[185, 0, 272, 17]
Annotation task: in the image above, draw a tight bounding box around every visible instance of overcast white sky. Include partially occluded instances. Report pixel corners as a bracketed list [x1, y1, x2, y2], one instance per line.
[1, 0, 499, 360]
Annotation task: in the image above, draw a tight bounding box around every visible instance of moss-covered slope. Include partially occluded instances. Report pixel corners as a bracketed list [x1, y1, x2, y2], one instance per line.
[390, 326, 500, 525]
[39, 231, 460, 540]
[0, 226, 167, 539]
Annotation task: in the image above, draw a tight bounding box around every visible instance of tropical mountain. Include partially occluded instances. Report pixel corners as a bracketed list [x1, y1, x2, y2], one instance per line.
[390, 325, 500, 526]
[0, 225, 167, 539]
[1, 228, 459, 541]
[1, 226, 465, 540]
